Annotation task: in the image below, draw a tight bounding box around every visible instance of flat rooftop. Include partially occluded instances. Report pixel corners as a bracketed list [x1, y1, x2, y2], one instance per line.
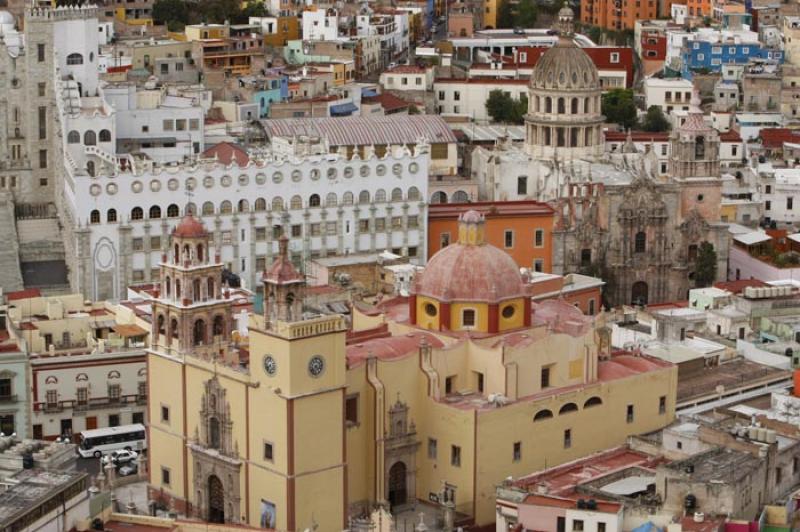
[677, 358, 791, 403]
[0, 469, 87, 526]
[665, 447, 761, 483]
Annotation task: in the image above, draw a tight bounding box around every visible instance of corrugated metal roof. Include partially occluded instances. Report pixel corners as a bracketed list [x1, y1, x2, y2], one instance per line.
[261, 115, 457, 146]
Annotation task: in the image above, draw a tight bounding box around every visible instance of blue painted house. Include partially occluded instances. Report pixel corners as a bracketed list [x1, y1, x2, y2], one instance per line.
[254, 75, 289, 118]
[681, 40, 783, 79]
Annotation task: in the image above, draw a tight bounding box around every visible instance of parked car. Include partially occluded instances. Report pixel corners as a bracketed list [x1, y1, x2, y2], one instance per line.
[118, 463, 138, 477]
[102, 449, 138, 465]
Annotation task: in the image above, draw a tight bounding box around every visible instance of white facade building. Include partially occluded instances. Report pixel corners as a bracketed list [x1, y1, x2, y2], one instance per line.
[434, 79, 528, 121]
[302, 8, 339, 41]
[61, 145, 430, 300]
[379, 65, 434, 92]
[643, 77, 695, 113]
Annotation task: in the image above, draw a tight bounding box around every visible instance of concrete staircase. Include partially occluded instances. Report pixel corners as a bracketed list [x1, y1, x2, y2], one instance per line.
[0, 194, 24, 292]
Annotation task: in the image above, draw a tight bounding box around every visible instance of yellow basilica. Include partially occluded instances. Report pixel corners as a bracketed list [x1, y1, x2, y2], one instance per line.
[146, 210, 678, 531]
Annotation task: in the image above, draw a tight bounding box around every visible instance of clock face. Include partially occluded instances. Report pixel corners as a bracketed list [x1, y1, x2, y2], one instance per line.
[308, 355, 325, 377]
[263, 355, 277, 376]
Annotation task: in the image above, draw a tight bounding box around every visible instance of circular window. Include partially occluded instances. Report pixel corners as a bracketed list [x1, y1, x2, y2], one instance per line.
[272, 171, 283, 184]
[697, 194, 704, 202]
[106, 183, 118, 195]
[168, 178, 179, 191]
[344, 166, 354, 178]
[203, 176, 214, 188]
[392, 163, 402, 176]
[255, 173, 267, 185]
[360, 165, 370, 177]
[310, 169, 320, 181]
[131, 181, 143, 193]
[263, 355, 277, 376]
[220, 175, 232, 187]
[90, 184, 102, 196]
[292, 170, 302, 182]
[424, 303, 437, 317]
[308, 355, 325, 378]
[150, 180, 161, 192]
[186, 177, 197, 190]
[502, 305, 515, 319]
[327, 168, 337, 180]
[238, 174, 249, 186]
[409, 162, 419, 174]
[376, 164, 386, 176]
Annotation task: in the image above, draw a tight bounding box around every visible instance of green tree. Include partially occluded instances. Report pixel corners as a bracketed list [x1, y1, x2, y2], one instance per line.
[602, 88, 637, 130]
[694, 242, 718, 288]
[496, 0, 514, 29]
[640, 105, 671, 132]
[515, 0, 538, 28]
[486, 90, 527, 124]
[237, 0, 268, 22]
[152, 0, 189, 30]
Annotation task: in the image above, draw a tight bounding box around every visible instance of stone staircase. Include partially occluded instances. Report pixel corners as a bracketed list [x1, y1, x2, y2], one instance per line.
[0, 194, 24, 292]
[16, 216, 69, 292]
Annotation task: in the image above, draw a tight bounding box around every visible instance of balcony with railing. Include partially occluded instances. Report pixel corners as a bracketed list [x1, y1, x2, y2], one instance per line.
[36, 393, 147, 413]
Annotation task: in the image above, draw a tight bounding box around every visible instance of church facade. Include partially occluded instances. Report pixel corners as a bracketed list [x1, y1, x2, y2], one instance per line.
[147, 211, 678, 530]
[471, 7, 729, 306]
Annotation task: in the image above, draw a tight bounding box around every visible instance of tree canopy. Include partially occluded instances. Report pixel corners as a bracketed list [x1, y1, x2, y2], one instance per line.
[486, 90, 528, 124]
[640, 105, 671, 132]
[601, 88, 637, 130]
[153, 0, 267, 29]
[694, 242, 717, 288]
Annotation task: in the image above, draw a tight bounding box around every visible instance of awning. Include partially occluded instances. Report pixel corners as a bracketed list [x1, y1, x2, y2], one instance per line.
[361, 88, 378, 97]
[733, 231, 771, 245]
[113, 324, 148, 337]
[330, 102, 358, 116]
[90, 319, 117, 329]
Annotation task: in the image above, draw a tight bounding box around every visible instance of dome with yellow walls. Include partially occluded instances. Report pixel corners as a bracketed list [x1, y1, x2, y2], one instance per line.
[410, 210, 532, 333]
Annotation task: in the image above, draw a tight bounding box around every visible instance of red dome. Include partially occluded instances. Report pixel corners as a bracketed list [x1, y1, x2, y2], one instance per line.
[173, 214, 207, 238]
[415, 242, 526, 303]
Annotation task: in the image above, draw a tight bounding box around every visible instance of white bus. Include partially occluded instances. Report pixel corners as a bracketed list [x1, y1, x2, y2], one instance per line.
[78, 424, 147, 458]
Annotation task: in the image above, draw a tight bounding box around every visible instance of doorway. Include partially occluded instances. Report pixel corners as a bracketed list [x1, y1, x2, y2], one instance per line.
[631, 281, 649, 306]
[388, 461, 407, 508]
[208, 475, 225, 523]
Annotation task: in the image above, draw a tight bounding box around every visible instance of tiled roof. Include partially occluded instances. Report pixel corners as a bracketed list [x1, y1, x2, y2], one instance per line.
[760, 128, 800, 149]
[201, 141, 250, 165]
[262, 115, 457, 145]
[5, 288, 42, 301]
[384, 65, 426, 74]
[362, 92, 410, 113]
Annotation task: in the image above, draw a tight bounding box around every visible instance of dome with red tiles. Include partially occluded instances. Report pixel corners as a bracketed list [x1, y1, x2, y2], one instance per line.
[414, 210, 526, 303]
[173, 213, 207, 238]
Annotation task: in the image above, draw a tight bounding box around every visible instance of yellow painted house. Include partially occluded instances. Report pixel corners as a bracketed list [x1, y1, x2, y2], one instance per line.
[147, 211, 677, 531]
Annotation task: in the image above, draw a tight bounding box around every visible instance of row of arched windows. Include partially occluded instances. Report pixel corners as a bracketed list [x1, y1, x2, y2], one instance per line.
[534, 95, 600, 115]
[156, 314, 225, 346]
[163, 275, 215, 303]
[92, 187, 423, 224]
[67, 129, 111, 146]
[532, 396, 603, 422]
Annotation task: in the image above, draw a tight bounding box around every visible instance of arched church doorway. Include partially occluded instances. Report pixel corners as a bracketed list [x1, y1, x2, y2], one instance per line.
[632, 281, 648, 306]
[208, 475, 225, 523]
[388, 461, 407, 508]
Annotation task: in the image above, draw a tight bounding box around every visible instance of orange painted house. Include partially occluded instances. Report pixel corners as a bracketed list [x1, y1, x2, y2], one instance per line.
[427, 201, 555, 273]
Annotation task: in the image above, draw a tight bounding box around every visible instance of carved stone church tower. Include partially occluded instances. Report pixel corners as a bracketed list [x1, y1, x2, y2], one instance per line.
[669, 89, 721, 180]
[150, 213, 235, 363]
